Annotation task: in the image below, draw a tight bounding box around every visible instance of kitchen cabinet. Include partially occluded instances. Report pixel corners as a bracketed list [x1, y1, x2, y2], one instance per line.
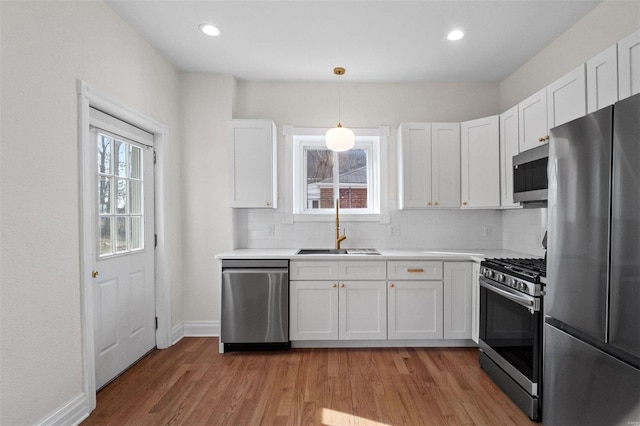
[499, 105, 520, 208]
[546, 64, 587, 129]
[586, 45, 619, 113]
[227, 119, 277, 208]
[289, 260, 387, 340]
[443, 262, 473, 339]
[471, 262, 480, 344]
[618, 29, 640, 101]
[387, 260, 444, 339]
[397, 122, 460, 209]
[460, 115, 500, 208]
[518, 88, 548, 152]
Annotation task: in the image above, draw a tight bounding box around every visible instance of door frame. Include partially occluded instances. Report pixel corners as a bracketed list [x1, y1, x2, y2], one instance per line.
[77, 80, 172, 412]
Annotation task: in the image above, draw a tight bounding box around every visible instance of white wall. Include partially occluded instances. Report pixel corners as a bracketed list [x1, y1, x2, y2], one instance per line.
[500, 1, 640, 110]
[232, 81, 504, 252]
[179, 73, 235, 324]
[0, 2, 182, 424]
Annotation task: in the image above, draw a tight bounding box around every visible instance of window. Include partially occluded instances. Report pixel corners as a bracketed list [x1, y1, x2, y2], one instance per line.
[97, 132, 145, 257]
[293, 132, 381, 215]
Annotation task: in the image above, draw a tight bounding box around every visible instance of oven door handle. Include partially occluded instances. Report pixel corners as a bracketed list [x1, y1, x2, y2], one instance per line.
[479, 277, 540, 311]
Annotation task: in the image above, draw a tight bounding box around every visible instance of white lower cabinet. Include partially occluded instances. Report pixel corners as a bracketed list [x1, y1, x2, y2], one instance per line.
[471, 263, 481, 344]
[443, 262, 473, 339]
[290, 281, 339, 340]
[388, 280, 443, 339]
[339, 281, 387, 340]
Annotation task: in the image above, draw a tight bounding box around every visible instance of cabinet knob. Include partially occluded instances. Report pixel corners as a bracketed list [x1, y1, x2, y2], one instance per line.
[538, 137, 545, 142]
[463, 201, 468, 206]
[390, 283, 395, 288]
[427, 202, 432, 206]
[545, 135, 550, 141]
[434, 201, 439, 206]
[332, 283, 337, 288]
[266, 202, 271, 207]
[92, 271, 99, 278]
[340, 283, 345, 288]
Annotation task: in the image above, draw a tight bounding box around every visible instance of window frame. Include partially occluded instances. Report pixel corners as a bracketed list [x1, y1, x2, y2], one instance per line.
[291, 127, 387, 220]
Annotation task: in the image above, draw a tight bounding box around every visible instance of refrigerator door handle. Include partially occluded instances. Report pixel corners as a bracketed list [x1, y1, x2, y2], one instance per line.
[480, 277, 540, 311]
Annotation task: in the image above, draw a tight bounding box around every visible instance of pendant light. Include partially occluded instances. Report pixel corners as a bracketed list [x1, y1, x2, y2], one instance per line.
[326, 67, 355, 152]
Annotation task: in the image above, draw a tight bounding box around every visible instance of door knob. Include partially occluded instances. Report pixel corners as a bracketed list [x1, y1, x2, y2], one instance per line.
[92, 271, 99, 278]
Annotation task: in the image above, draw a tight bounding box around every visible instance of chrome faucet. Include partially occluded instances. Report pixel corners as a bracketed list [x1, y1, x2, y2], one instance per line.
[335, 198, 347, 249]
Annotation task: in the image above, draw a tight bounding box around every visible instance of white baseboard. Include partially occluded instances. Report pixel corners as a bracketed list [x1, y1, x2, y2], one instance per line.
[171, 321, 219, 343]
[36, 392, 89, 426]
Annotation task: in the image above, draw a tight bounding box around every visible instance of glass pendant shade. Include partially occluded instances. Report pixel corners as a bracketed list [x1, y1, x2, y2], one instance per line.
[325, 124, 355, 152]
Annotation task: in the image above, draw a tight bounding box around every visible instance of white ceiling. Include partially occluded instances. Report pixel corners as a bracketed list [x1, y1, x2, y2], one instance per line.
[106, 0, 601, 83]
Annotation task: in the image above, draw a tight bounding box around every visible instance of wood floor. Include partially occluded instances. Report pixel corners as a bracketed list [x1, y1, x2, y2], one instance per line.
[82, 337, 536, 425]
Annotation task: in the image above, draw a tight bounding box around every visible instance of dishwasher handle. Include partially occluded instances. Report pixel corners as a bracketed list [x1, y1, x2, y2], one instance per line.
[222, 268, 288, 275]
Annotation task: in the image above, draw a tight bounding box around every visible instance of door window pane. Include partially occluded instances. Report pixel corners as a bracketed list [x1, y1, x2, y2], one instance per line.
[97, 132, 146, 257]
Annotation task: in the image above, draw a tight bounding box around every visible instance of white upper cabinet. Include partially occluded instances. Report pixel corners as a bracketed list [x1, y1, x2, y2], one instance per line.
[397, 123, 432, 208]
[546, 64, 587, 129]
[586, 45, 619, 113]
[518, 88, 548, 152]
[618, 29, 640, 101]
[227, 119, 277, 208]
[499, 105, 520, 208]
[460, 115, 500, 208]
[397, 122, 460, 209]
[431, 123, 461, 208]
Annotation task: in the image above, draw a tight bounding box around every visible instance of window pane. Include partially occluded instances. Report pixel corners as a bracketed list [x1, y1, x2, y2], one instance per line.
[115, 140, 127, 177]
[337, 149, 368, 209]
[99, 217, 113, 256]
[116, 179, 127, 214]
[129, 145, 142, 179]
[98, 134, 112, 174]
[115, 216, 128, 253]
[306, 149, 334, 209]
[129, 181, 142, 214]
[129, 216, 143, 250]
[98, 176, 112, 214]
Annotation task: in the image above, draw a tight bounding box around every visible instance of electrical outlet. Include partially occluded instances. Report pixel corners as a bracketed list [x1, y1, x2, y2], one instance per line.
[267, 224, 275, 236]
[483, 226, 492, 237]
[390, 225, 400, 236]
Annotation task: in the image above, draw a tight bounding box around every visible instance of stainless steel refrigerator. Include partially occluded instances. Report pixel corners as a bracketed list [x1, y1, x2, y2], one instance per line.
[545, 93, 640, 425]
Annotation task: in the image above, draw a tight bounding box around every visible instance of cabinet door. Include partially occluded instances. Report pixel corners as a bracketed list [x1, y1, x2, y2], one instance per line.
[460, 115, 500, 208]
[397, 123, 432, 209]
[290, 281, 338, 340]
[227, 120, 277, 208]
[587, 45, 619, 113]
[471, 263, 480, 344]
[388, 281, 443, 339]
[339, 281, 387, 340]
[500, 105, 520, 208]
[518, 88, 548, 152]
[431, 123, 461, 208]
[618, 29, 640, 101]
[547, 64, 587, 129]
[443, 262, 472, 339]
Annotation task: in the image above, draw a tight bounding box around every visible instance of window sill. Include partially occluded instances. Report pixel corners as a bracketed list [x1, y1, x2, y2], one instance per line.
[292, 214, 390, 224]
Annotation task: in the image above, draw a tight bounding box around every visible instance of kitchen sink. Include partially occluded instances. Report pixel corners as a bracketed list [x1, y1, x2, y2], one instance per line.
[296, 248, 380, 255]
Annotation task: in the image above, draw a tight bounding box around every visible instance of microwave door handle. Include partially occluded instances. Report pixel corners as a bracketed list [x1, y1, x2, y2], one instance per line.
[479, 278, 538, 311]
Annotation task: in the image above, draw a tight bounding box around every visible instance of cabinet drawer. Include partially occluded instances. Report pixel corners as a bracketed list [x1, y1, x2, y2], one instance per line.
[387, 261, 443, 280]
[290, 261, 339, 280]
[338, 261, 387, 280]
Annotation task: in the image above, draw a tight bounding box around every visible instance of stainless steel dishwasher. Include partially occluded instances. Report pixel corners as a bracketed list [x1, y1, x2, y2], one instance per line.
[221, 259, 290, 351]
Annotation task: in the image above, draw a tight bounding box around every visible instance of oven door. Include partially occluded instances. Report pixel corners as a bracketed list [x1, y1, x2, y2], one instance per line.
[479, 277, 542, 396]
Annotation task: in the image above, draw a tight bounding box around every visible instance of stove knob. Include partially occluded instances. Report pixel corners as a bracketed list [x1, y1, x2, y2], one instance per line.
[488, 270, 495, 278]
[509, 278, 517, 287]
[498, 274, 505, 283]
[519, 283, 528, 292]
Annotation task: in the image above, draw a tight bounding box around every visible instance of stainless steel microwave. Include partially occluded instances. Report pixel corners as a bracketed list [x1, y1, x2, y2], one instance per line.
[513, 144, 548, 206]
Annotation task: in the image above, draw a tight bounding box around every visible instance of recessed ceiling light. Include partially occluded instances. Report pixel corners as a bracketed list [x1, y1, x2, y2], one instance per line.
[447, 30, 464, 41]
[199, 24, 220, 37]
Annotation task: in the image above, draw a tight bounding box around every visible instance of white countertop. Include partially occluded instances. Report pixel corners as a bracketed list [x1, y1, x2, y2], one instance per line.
[215, 248, 538, 262]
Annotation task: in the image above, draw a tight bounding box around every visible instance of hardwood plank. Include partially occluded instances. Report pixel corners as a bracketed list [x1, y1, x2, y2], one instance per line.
[82, 338, 537, 426]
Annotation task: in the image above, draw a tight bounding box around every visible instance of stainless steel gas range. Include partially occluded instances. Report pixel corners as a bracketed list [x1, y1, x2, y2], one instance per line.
[478, 257, 546, 422]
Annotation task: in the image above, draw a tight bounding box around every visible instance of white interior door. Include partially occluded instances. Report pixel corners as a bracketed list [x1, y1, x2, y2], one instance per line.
[90, 108, 155, 389]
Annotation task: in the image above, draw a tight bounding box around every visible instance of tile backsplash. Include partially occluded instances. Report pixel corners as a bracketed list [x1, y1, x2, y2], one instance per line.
[233, 200, 547, 256]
